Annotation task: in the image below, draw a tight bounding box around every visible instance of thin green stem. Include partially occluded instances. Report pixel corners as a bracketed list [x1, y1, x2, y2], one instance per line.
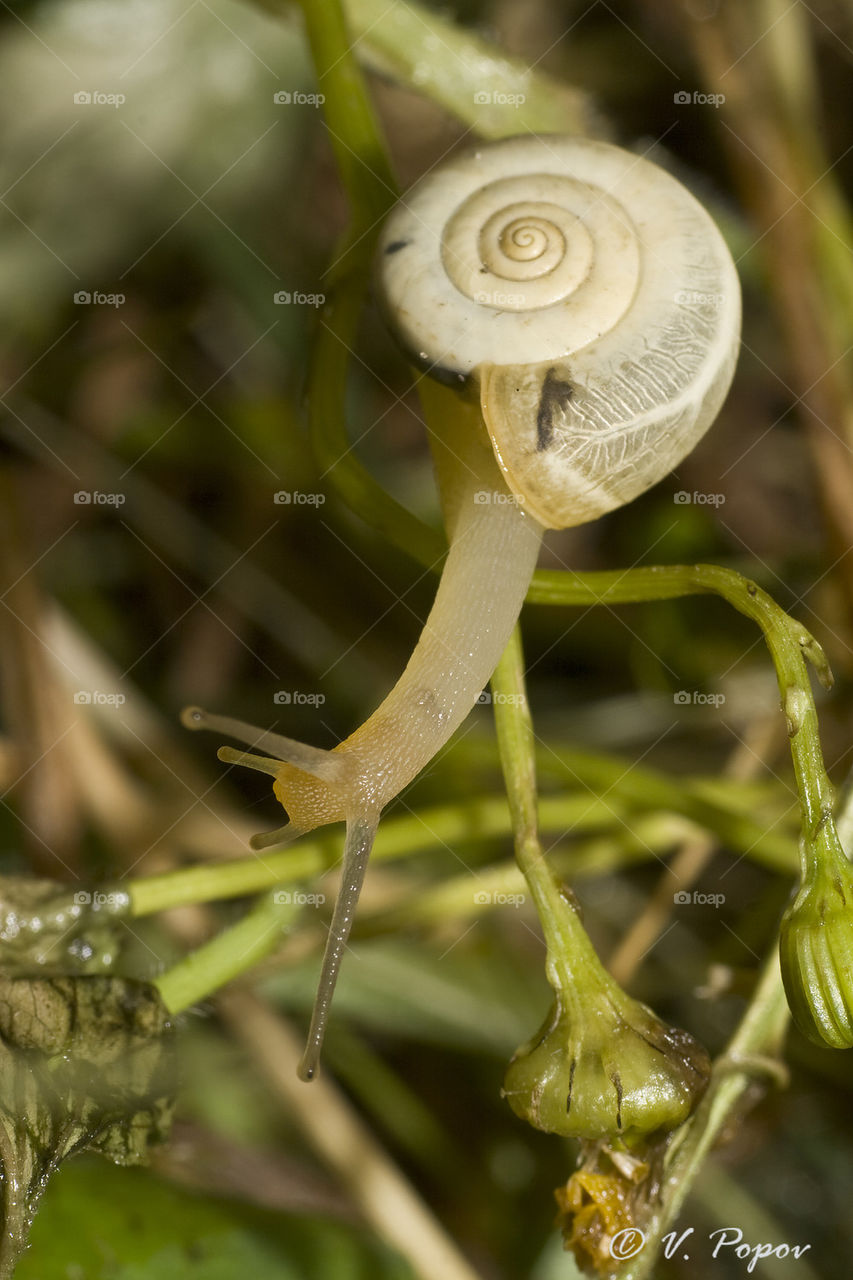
[294, 0, 396, 233]
[529, 563, 834, 877]
[490, 627, 599, 992]
[282, 0, 445, 561]
[527, 741, 796, 873]
[126, 767, 797, 921]
[128, 798, 531, 917]
[154, 892, 300, 1015]
[306, 269, 444, 564]
[354, 813, 701, 937]
[142, 804, 706, 1021]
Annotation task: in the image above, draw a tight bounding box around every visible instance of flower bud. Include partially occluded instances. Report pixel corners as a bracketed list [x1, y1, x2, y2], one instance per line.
[503, 987, 710, 1140]
[780, 856, 853, 1049]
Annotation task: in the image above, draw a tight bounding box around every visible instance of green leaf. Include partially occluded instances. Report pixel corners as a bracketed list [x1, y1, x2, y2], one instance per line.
[17, 1158, 416, 1280]
[0, 974, 175, 1277]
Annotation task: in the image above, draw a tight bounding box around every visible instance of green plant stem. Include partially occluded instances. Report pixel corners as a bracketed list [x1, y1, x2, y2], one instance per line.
[294, 0, 395, 231]
[124, 794, 695, 918]
[353, 813, 699, 937]
[257, 0, 596, 565]
[490, 627, 589, 984]
[282, 0, 446, 562]
[128, 799, 523, 916]
[306, 267, 444, 564]
[145, 806, 699, 1020]
[154, 892, 300, 1015]
[301, 264, 839, 832]
[617, 948, 790, 1280]
[344, 0, 601, 140]
[529, 564, 834, 878]
[524, 741, 795, 873]
[127, 758, 798, 921]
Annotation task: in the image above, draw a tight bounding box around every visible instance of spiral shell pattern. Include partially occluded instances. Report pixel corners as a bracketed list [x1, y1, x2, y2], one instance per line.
[376, 135, 741, 529]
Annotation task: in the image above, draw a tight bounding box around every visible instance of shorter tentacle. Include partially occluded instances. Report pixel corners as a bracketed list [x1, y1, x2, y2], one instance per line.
[249, 823, 302, 852]
[298, 813, 379, 1081]
[217, 747, 282, 777]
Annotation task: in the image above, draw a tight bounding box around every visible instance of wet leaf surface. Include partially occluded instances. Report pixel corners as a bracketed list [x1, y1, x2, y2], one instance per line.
[16, 1157, 416, 1280]
[0, 973, 174, 1277]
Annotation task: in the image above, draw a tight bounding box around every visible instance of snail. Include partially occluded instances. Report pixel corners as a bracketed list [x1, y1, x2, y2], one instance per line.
[183, 135, 741, 1080]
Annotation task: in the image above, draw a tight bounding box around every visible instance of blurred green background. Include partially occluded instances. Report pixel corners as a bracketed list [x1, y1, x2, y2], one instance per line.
[1, 0, 852, 1277]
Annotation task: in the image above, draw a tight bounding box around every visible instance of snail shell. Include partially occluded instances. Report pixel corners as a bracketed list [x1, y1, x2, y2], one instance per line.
[376, 135, 741, 529]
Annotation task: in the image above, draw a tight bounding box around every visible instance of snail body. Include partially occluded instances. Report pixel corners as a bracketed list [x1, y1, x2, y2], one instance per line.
[184, 135, 741, 1080]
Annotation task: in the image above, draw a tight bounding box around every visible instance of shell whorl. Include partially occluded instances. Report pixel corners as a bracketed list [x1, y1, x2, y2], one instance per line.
[376, 135, 741, 529]
[444, 188, 584, 312]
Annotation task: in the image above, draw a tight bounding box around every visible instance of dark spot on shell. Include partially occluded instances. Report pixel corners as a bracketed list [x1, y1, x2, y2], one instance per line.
[384, 239, 410, 254]
[536, 367, 573, 451]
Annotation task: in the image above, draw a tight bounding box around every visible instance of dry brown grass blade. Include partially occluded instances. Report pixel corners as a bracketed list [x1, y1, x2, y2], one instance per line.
[0, 472, 83, 873]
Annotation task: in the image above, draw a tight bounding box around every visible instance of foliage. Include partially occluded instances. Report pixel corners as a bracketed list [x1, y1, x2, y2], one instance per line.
[1, 0, 852, 1277]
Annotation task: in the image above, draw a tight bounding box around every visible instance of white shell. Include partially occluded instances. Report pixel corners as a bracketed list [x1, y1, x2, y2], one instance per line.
[376, 135, 741, 530]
